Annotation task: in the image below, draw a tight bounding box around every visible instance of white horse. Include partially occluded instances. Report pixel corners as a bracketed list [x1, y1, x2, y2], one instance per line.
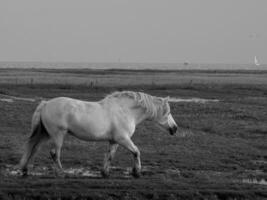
[19, 91, 178, 178]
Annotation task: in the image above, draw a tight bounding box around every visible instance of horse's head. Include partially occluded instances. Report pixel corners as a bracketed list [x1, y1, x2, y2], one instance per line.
[154, 97, 178, 135]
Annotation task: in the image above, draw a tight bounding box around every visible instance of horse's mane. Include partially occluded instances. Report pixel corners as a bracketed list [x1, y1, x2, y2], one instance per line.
[104, 91, 167, 119]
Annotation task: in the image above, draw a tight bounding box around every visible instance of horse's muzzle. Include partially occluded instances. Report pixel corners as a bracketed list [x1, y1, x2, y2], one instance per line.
[169, 125, 177, 135]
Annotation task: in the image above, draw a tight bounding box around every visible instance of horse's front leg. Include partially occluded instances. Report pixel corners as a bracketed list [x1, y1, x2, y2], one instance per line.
[102, 142, 118, 178]
[117, 137, 141, 178]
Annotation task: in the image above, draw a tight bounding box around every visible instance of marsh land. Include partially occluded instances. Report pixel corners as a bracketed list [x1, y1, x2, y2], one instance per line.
[0, 68, 266, 199]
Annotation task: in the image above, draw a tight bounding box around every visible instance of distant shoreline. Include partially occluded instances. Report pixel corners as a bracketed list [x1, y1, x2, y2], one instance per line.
[0, 61, 266, 71]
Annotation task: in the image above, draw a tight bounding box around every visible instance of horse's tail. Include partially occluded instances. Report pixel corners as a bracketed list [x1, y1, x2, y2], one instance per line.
[19, 100, 49, 174]
[31, 100, 47, 136]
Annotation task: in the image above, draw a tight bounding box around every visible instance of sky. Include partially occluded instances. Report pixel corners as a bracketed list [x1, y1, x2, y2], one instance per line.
[0, 0, 266, 64]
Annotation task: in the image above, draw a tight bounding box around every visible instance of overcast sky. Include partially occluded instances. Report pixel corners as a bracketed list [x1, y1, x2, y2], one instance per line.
[0, 0, 266, 64]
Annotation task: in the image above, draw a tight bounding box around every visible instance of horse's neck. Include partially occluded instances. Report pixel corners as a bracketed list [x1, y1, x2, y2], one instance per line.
[131, 106, 150, 125]
[119, 98, 151, 125]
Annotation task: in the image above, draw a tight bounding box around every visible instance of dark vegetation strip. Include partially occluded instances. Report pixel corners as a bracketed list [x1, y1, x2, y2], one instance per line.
[1, 67, 267, 75]
[1, 83, 267, 92]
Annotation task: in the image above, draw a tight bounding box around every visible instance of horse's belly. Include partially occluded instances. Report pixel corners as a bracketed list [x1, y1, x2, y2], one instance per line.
[68, 114, 111, 141]
[69, 127, 110, 141]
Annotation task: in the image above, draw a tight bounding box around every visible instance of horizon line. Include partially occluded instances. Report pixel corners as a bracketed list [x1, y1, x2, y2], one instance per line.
[0, 61, 265, 65]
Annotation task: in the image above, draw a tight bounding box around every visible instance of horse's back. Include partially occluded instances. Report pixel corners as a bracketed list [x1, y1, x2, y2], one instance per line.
[42, 97, 102, 124]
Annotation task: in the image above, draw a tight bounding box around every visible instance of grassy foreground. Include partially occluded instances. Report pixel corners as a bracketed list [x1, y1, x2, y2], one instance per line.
[0, 69, 266, 200]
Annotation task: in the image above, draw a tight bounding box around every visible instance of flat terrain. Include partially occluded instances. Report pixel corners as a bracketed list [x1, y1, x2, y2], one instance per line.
[0, 69, 267, 199]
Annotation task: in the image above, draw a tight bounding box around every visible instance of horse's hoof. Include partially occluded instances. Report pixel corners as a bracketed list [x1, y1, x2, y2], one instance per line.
[54, 169, 65, 178]
[50, 150, 56, 162]
[21, 168, 28, 177]
[132, 168, 141, 178]
[58, 172, 65, 178]
[101, 170, 110, 178]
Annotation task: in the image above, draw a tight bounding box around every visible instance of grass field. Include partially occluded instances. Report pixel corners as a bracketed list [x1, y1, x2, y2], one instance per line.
[0, 68, 266, 200]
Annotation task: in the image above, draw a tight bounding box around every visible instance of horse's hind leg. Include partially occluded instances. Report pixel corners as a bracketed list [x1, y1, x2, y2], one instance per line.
[102, 142, 118, 178]
[50, 145, 63, 170]
[19, 125, 48, 176]
[49, 130, 66, 174]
